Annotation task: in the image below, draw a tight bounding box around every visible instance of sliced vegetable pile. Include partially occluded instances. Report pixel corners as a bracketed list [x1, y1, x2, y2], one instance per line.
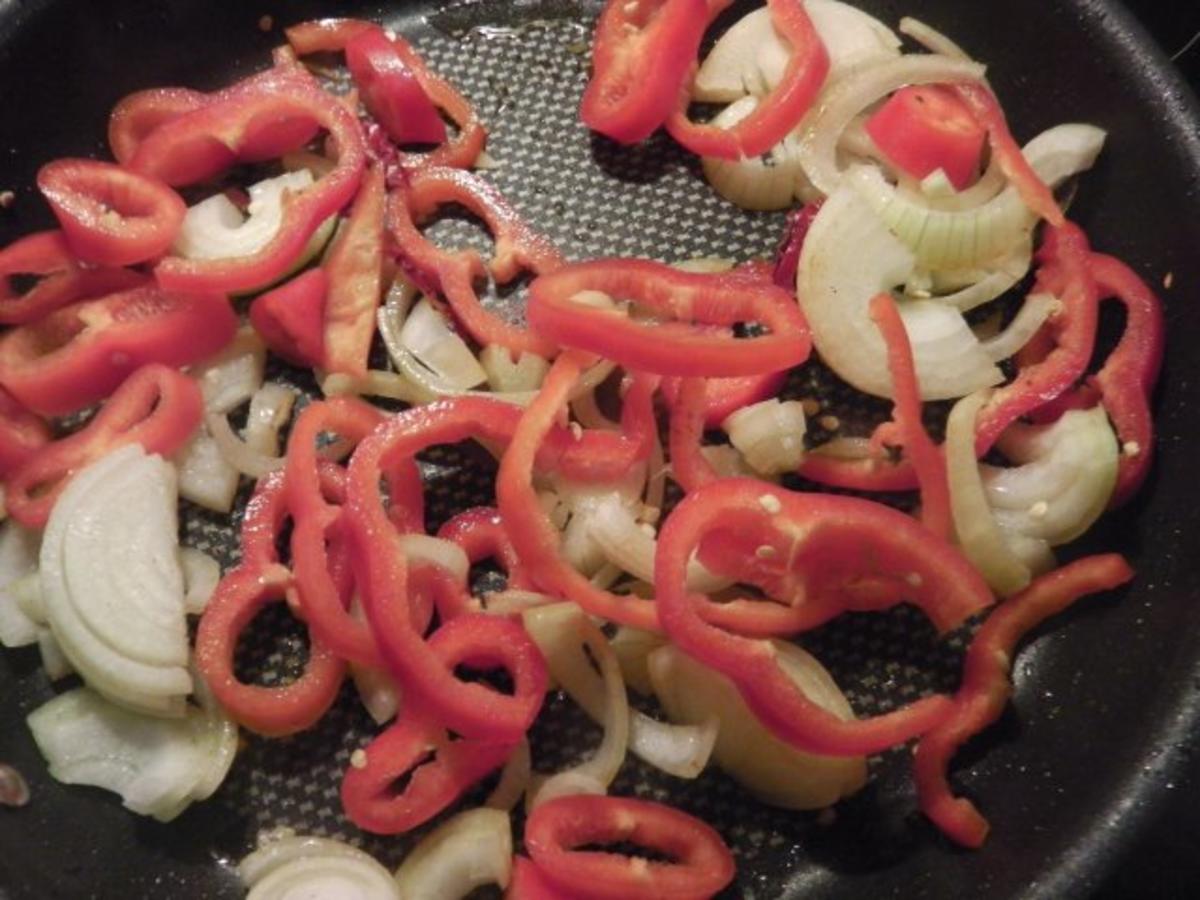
[0, 3, 1167, 897]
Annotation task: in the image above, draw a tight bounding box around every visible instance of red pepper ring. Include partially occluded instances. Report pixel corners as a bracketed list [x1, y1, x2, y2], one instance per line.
[5, 364, 203, 529]
[108, 87, 209, 164]
[666, 377, 721, 494]
[285, 396, 424, 669]
[387, 167, 563, 356]
[580, 0, 713, 145]
[668, 0, 831, 161]
[341, 713, 514, 835]
[438, 506, 535, 597]
[661, 370, 787, 431]
[524, 794, 736, 900]
[0, 230, 149, 326]
[0, 388, 51, 477]
[194, 564, 347, 737]
[37, 159, 187, 268]
[654, 479, 995, 756]
[497, 354, 663, 632]
[130, 65, 366, 295]
[345, 26, 447, 146]
[914, 554, 1134, 847]
[868, 293, 951, 540]
[507, 856, 571, 900]
[527, 260, 811, 378]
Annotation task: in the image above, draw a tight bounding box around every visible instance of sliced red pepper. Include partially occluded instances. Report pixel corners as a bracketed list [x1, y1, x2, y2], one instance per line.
[0, 284, 235, 416]
[0, 388, 50, 476]
[953, 83, 1063, 227]
[438, 506, 534, 595]
[668, 0, 830, 160]
[869, 293, 951, 540]
[662, 371, 788, 431]
[323, 164, 386, 377]
[345, 26, 447, 146]
[341, 713, 513, 834]
[527, 260, 810, 377]
[37, 158, 186, 267]
[581, 0, 712, 145]
[248, 267, 328, 368]
[654, 478, 995, 755]
[666, 377, 720, 494]
[865, 86, 986, 190]
[1086, 254, 1164, 506]
[496, 355, 663, 631]
[524, 795, 736, 900]
[508, 856, 576, 900]
[914, 554, 1134, 847]
[286, 18, 485, 173]
[195, 564, 347, 737]
[5, 364, 202, 529]
[772, 200, 821, 290]
[108, 87, 209, 164]
[130, 65, 366, 294]
[285, 397, 424, 669]
[387, 167, 562, 356]
[0, 230, 147, 325]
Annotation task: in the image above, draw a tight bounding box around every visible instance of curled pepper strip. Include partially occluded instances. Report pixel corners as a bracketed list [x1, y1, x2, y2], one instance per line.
[507, 856, 565, 900]
[667, 376, 721, 494]
[387, 167, 563, 356]
[869, 293, 952, 540]
[0, 230, 148, 326]
[108, 87, 209, 164]
[914, 554, 1134, 847]
[668, 0, 831, 161]
[0, 388, 50, 476]
[654, 478, 995, 756]
[524, 795, 736, 900]
[661, 370, 787, 431]
[37, 159, 186, 268]
[0, 284, 237, 416]
[527, 260, 811, 377]
[580, 0, 712, 145]
[285, 397, 424, 669]
[438, 506, 535, 601]
[285, 18, 486, 173]
[5, 364, 202, 529]
[341, 713, 513, 835]
[130, 65, 366, 294]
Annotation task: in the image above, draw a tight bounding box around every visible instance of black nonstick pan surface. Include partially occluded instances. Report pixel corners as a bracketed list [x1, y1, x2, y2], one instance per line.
[1, 1, 1199, 897]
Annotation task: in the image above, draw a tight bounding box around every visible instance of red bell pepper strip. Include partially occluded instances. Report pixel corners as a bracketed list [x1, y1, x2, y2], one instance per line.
[668, 0, 830, 161]
[508, 856, 576, 900]
[5, 364, 202, 529]
[772, 200, 821, 290]
[130, 65, 366, 294]
[581, 0, 712, 145]
[527, 260, 811, 377]
[195, 564, 347, 737]
[524, 795, 736, 900]
[438, 507, 534, 594]
[323, 164, 386, 377]
[0, 284, 236, 416]
[953, 83, 1064, 227]
[345, 26, 447, 146]
[661, 371, 787, 431]
[0, 230, 147, 325]
[285, 397, 424, 669]
[0, 388, 50, 477]
[913, 554, 1134, 847]
[387, 167, 562, 356]
[1086, 254, 1164, 506]
[108, 87, 209, 164]
[37, 159, 186, 268]
[869, 293, 951, 540]
[248, 267, 328, 368]
[341, 713, 513, 834]
[865, 86, 987, 190]
[286, 18, 486, 173]
[496, 354, 663, 631]
[666, 377, 720, 494]
[654, 478, 995, 755]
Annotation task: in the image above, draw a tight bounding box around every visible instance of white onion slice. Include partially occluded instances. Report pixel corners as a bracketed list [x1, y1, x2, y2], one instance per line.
[0, 522, 40, 648]
[40, 446, 192, 715]
[609, 626, 666, 696]
[180, 547, 221, 615]
[479, 345, 550, 393]
[207, 413, 284, 479]
[914, 239, 1032, 312]
[191, 327, 267, 415]
[699, 444, 760, 479]
[380, 296, 487, 391]
[978, 293, 1057, 362]
[400, 534, 471, 585]
[37, 628, 73, 681]
[984, 407, 1118, 546]
[694, 1, 901, 103]
[649, 643, 867, 809]
[239, 835, 401, 900]
[796, 182, 1003, 400]
[176, 431, 241, 513]
[485, 739, 531, 812]
[723, 399, 808, 475]
[27, 687, 234, 821]
[394, 808, 513, 899]
[351, 663, 401, 726]
[701, 97, 814, 211]
[796, 54, 987, 197]
[245, 382, 298, 456]
[898, 16, 973, 61]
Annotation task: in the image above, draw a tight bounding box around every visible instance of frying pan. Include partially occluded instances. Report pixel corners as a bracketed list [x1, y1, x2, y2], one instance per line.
[1, 0, 1198, 897]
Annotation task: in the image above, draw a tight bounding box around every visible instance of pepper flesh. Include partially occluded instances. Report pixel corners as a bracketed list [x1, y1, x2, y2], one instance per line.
[248, 268, 328, 368]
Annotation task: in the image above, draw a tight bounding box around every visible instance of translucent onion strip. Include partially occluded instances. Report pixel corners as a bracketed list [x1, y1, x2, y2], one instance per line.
[394, 809, 513, 900]
[723, 399, 808, 475]
[0, 522, 40, 648]
[485, 738, 531, 812]
[978, 293, 1057, 362]
[239, 835, 401, 900]
[179, 547, 221, 615]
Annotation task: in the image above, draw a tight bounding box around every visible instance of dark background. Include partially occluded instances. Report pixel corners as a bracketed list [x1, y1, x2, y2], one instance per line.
[1098, 9, 1200, 900]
